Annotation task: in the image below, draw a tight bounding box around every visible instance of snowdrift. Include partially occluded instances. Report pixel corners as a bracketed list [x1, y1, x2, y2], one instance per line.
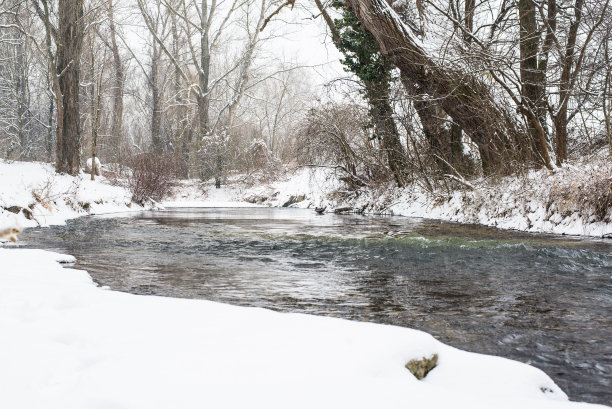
[0, 248, 607, 409]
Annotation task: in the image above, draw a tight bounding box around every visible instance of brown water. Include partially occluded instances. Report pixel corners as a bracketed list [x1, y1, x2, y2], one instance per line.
[21, 207, 612, 405]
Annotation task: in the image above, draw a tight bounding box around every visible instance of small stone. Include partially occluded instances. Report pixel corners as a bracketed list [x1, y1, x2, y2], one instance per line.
[5, 205, 22, 214]
[21, 207, 33, 220]
[405, 354, 438, 380]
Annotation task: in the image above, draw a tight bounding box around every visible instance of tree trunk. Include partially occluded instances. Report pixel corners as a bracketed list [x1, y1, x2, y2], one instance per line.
[518, 0, 550, 166]
[554, 0, 584, 165]
[150, 41, 163, 153]
[604, 42, 612, 157]
[464, 0, 474, 43]
[199, 0, 213, 183]
[199, 0, 211, 137]
[108, 0, 124, 164]
[15, 30, 27, 158]
[313, 0, 407, 185]
[46, 96, 54, 158]
[89, 37, 103, 181]
[364, 80, 407, 187]
[56, 0, 84, 175]
[413, 99, 451, 171]
[344, 0, 530, 174]
[170, 11, 190, 178]
[402, 80, 474, 175]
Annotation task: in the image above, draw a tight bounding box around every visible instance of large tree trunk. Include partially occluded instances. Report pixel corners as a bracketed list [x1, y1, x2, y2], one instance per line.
[518, 0, 551, 166]
[344, 0, 531, 174]
[199, 0, 214, 184]
[56, 0, 84, 175]
[413, 99, 456, 173]
[15, 29, 28, 158]
[364, 80, 408, 187]
[402, 78, 470, 175]
[199, 0, 211, 139]
[170, 9, 189, 177]
[554, 0, 584, 165]
[108, 0, 124, 164]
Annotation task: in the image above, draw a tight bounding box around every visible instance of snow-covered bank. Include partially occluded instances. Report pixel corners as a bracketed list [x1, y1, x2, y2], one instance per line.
[229, 157, 612, 238]
[0, 248, 607, 409]
[0, 160, 140, 229]
[2, 158, 609, 237]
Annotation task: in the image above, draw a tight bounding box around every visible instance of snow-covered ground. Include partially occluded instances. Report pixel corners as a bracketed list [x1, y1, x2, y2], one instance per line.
[0, 160, 139, 229]
[1, 248, 608, 409]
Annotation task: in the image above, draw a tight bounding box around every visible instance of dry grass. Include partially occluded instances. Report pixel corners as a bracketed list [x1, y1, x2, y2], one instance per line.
[548, 160, 612, 222]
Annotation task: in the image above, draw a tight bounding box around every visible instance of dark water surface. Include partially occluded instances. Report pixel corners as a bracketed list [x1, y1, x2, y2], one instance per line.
[21, 207, 612, 405]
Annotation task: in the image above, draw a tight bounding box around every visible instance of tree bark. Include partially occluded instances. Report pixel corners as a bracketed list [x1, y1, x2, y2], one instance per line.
[364, 80, 408, 187]
[604, 42, 612, 157]
[464, 0, 474, 43]
[150, 39, 163, 153]
[46, 95, 54, 158]
[56, 0, 84, 175]
[554, 0, 584, 165]
[518, 0, 550, 166]
[170, 10, 190, 177]
[108, 0, 124, 164]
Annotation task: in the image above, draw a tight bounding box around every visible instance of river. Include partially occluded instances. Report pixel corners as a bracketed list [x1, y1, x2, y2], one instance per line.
[21, 207, 612, 405]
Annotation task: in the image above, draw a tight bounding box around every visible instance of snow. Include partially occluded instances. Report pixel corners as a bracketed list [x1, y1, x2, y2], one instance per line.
[2, 159, 609, 237]
[0, 160, 139, 229]
[227, 161, 612, 238]
[85, 157, 101, 169]
[1, 247, 607, 409]
[163, 179, 260, 208]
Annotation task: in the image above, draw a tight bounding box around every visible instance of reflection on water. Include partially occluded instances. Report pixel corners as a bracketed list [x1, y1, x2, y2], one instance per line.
[22, 208, 612, 405]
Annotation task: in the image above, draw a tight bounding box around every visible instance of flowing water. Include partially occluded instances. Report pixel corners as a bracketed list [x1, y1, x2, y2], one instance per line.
[21, 207, 612, 405]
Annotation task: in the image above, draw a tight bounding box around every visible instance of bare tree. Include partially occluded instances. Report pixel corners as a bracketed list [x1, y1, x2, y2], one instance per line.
[33, 0, 85, 175]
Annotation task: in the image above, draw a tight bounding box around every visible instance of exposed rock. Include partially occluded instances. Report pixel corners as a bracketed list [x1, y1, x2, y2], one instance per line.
[405, 354, 438, 380]
[5, 206, 21, 214]
[21, 207, 33, 220]
[3, 206, 33, 220]
[333, 206, 353, 214]
[282, 195, 305, 207]
[315, 206, 327, 214]
[244, 194, 268, 204]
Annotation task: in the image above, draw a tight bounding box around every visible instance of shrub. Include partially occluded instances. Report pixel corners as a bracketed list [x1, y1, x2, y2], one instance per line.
[295, 103, 389, 188]
[127, 153, 178, 205]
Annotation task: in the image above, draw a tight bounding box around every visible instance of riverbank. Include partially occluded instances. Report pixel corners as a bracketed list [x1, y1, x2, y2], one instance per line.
[210, 154, 612, 238]
[1, 247, 608, 409]
[1, 158, 610, 237]
[0, 160, 141, 229]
